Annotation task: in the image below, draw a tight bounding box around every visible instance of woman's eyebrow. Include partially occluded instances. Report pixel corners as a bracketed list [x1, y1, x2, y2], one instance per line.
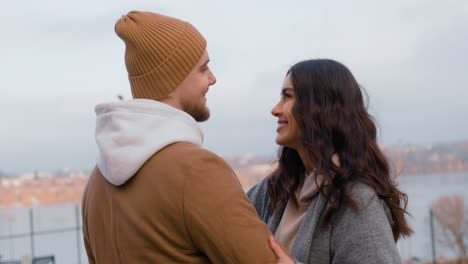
[282, 88, 293, 95]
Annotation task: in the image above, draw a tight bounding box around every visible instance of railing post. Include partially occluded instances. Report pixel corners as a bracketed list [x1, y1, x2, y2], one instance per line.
[430, 208, 436, 264]
[29, 208, 35, 260]
[8, 216, 14, 259]
[75, 204, 82, 264]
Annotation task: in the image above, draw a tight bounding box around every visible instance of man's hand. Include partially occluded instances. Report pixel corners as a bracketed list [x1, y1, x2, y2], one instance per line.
[268, 236, 295, 264]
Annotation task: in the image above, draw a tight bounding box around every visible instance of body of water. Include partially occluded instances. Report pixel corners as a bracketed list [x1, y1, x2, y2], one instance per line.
[397, 171, 468, 261]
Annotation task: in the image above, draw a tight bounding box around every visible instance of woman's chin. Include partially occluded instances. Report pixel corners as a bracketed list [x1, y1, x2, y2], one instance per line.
[275, 139, 299, 150]
[275, 138, 289, 148]
[275, 137, 283, 146]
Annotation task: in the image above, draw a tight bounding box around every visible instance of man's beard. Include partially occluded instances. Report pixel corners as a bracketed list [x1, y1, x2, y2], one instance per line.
[182, 99, 210, 122]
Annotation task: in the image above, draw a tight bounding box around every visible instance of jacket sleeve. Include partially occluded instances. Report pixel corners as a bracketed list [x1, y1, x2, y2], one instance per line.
[330, 185, 402, 264]
[183, 152, 277, 264]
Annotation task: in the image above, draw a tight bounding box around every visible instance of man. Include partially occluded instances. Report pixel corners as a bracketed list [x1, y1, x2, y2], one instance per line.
[82, 11, 289, 264]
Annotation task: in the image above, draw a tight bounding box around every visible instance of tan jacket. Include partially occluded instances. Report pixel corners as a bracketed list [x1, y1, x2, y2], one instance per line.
[82, 142, 277, 263]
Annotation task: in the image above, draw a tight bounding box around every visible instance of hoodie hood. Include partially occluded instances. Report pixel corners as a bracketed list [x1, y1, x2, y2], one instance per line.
[95, 99, 204, 186]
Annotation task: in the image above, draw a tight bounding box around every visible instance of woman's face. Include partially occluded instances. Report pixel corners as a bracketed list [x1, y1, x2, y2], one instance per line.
[271, 74, 300, 150]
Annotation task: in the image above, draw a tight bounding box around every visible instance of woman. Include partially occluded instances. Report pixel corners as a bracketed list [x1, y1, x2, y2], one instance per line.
[248, 59, 412, 264]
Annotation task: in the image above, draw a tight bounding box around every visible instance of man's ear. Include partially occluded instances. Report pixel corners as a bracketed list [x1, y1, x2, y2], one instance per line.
[160, 90, 176, 102]
[159, 89, 181, 110]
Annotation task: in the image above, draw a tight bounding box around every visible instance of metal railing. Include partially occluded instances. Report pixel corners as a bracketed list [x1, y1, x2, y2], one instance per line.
[0, 204, 84, 264]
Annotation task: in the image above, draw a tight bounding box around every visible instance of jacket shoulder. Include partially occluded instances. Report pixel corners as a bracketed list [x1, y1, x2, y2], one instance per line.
[348, 183, 378, 208]
[330, 183, 400, 263]
[150, 142, 230, 168]
[336, 183, 391, 225]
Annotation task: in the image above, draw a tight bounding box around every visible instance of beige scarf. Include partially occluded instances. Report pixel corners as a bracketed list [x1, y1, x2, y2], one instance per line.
[273, 171, 321, 251]
[273, 154, 339, 250]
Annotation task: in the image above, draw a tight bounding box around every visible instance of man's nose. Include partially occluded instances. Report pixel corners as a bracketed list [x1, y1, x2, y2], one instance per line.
[209, 71, 216, 85]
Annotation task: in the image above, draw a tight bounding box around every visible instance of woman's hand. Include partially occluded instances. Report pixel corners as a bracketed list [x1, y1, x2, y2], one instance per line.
[268, 236, 296, 264]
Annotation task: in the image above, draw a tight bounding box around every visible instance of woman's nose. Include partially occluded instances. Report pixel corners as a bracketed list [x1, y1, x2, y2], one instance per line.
[271, 102, 281, 117]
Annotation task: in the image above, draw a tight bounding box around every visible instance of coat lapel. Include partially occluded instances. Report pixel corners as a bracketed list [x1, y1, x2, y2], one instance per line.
[290, 193, 329, 262]
[267, 205, 285, 233]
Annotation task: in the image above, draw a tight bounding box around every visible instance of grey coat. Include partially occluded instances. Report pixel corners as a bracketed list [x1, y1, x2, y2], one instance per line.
[247, 177, 402, 264]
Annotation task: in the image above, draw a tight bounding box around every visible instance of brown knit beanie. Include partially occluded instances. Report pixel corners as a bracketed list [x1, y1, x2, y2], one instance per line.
[115, 11, 207, 100]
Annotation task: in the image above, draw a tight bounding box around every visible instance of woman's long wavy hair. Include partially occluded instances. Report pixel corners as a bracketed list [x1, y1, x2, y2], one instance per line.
[267, 59, 412, 241]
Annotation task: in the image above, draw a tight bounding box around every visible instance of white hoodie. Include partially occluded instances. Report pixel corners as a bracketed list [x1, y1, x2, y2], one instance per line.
[95, 99, 204, 186]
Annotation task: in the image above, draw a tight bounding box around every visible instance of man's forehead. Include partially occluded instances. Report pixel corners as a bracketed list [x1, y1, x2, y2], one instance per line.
[198, 51, 210, 66]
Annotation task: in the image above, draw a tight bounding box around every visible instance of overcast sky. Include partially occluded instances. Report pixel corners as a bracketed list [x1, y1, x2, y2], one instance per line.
[1, 0, 467, 173]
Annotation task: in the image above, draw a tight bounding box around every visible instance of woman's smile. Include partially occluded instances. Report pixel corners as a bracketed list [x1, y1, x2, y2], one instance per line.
[277, 119, 288, 132]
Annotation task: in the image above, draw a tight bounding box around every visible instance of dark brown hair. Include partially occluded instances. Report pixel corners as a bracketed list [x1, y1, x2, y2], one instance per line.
[267, 59, 412, 241]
